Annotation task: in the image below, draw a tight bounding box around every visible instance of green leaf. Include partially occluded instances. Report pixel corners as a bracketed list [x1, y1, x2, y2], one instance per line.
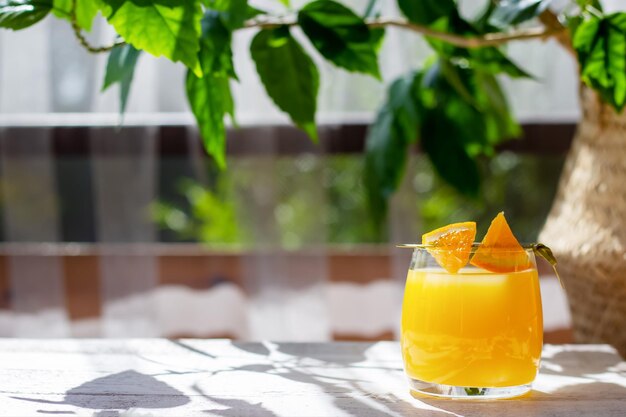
[574, 13, 626, 111]
[489, 0, 552, 28]
[250, 27, 319, 141]
[245, 4, 264, 19]
[364, 71, 421, 223]
[363, 0, 384, 51]
[74, 0, 99, 30]
[427, 15, 532, 79]
[102, 43, 141, 115]
[423, 59, 519, 150]
[298, 0, 380, 79]
[421, 108, 481, 198]
[419, 59, 517, 193]
[199, 10, 236, 78]
[100, 0, 203, 77]
[364, 56, 520, 222]
[469, 47, 532, 78]
[204, 0, 247, 30]
[365, 109, 407, 226]
[577, 0, 603, 13]
[533, 243, 557, 267]
[396, 0, 456, 26]
[422, 62, 487, 156]
[573, 16, 601, 57]
[97, 0, 123, 15]
[186, 7, 236, 168]
[386, 74, 421, 143]
[532, 243, 564, 289]
[0, 0, 52, 30]
[363, 0, 379, 18]
[186, 70, 232, 169]
[438, 59, 476, 104]
[608, 16, 626, 106]
[477, 72, 522, 142]
[567, 15, 584, 36]
[52, 0, 99, 31]
[369, 27, 385, 52]
[473, 1, 499, 33]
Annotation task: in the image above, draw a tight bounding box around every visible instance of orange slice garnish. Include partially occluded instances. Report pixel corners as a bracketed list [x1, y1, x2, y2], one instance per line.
[470, 212, 531, 273]
[422, 222, 476, 273]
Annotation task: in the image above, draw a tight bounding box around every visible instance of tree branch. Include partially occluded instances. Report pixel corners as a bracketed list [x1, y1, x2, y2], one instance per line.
[244, 16, 566, 49]
[72, 12, 567, 55]
[538, 9, 575, 56]
[70, 0, 124, 53]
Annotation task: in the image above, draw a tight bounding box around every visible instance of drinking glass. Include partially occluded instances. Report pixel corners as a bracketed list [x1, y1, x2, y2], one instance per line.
[401, 245, 543, 399]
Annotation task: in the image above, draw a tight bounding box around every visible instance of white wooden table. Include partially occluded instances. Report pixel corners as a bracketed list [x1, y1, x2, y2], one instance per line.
[1, 340, 625, 417]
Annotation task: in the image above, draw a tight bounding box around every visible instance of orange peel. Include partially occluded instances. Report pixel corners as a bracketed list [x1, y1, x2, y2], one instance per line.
[470, 212, 531, 273]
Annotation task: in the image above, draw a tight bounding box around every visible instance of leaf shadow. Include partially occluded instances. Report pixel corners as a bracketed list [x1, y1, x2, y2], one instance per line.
[11, 370, 190, 415]
[170, 339, 216, 359]
[219, 341, 449, 417]
[193, 384, 278, 417]
[274, 342, 371, 365]
[540, 349, 624, 377]
[418, 348, 626, 417]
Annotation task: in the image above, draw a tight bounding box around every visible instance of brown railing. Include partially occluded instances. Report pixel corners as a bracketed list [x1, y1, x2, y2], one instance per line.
[0, 122, 576, 156]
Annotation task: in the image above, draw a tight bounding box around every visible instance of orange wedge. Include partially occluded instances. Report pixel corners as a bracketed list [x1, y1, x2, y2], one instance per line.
[470, 212, 531, 273]
[422, 222, 476, 273]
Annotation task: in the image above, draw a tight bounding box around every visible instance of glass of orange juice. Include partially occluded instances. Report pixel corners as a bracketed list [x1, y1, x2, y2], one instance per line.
[401, 243, 543, 399]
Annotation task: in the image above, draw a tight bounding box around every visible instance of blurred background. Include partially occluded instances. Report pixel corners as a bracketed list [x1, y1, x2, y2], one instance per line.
[0, 0, 582, 340]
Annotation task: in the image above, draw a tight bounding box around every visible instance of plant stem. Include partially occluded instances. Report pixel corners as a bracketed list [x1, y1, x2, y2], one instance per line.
[244, 17, 565, 49]
[70, 0, 123, 53]
[538, 9, 575, 56]
[72, 12, 567, 54]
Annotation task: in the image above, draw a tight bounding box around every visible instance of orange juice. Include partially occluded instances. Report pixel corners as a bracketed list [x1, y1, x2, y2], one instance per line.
[401, 267, 543, 388]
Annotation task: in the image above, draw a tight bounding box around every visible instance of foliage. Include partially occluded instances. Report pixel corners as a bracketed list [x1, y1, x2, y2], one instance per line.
[574, 12, 626, 111]
[154, 153, 564, 246]
[250, 26, 319, 141]
[102, 43, 141, 115]
[0, 0, 620, 222]
[187, 9, 236, 169]
[364, 71, 421, 227]
[298, 0, 380, 79]
[0, 0, 52, 29]
[152, 175, 245, 246]
[365, 57, 519, 223]
[488, 0, 552, 28]
[52, 0, 98, 30]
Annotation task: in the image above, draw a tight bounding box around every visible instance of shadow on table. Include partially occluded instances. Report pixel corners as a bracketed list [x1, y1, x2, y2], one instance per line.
[540, 349, 626, 378]
[10, 370, 190, 416]
[230, 341, 379, 366]
[417, 348, 626, 417]
[193, 384, 278, 417]
[417, 381, 626, 417]
[212, 341, 448, 417]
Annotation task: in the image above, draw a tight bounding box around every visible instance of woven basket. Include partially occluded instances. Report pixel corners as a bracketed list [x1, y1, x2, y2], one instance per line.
[540, 86, 626, 358]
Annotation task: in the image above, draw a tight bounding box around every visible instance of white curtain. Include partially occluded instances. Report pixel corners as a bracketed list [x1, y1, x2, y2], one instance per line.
[0, 0, 584, 120]
[0, 0, 580, 339]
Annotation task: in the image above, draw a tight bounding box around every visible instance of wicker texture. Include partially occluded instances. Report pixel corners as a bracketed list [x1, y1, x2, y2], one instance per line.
[540, 87, 626, 358]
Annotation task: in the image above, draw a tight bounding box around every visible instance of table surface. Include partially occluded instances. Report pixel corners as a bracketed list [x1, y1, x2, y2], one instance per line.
[1, 340, 625, 417]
